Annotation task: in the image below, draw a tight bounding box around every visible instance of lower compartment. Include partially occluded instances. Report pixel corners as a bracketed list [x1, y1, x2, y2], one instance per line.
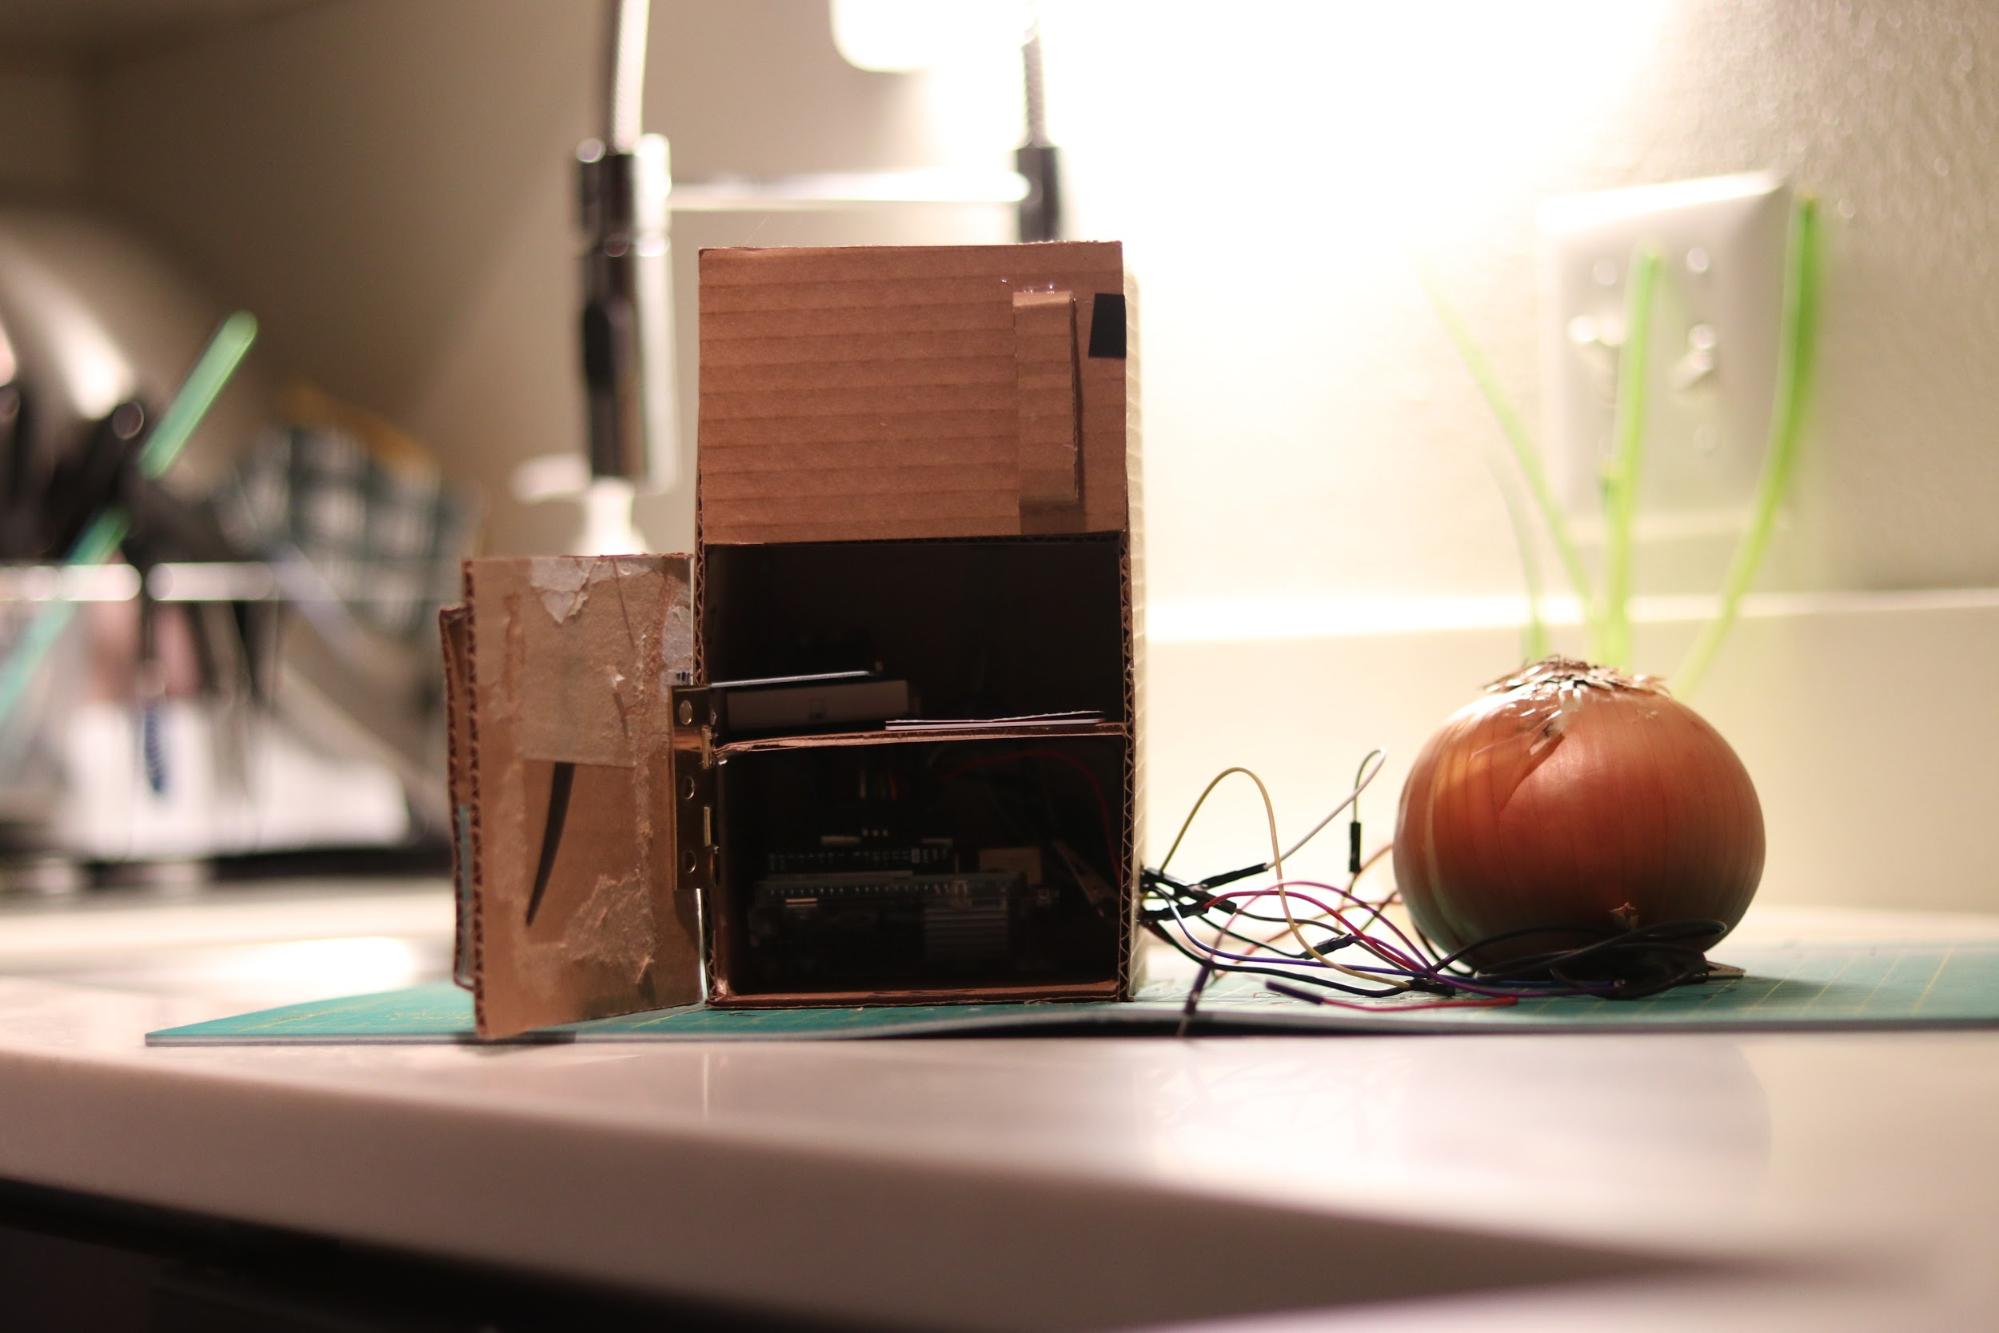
[708, 733, 1129, 1003]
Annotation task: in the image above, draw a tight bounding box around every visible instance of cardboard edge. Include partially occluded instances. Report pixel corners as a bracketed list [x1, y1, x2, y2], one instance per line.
[714, 719, 1125, 754]
[439, 604, 474, 989]
[457, 561, 490, 1034]
[1121, 271, 1146, 996]
[707, 979, 1123, 1010]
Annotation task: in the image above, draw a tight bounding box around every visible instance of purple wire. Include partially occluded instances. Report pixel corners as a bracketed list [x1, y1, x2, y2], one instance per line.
[1199, 887, 1423, 971]
[1256, 879, 1433, 965]
[1163, 897, 1432, 987]
[1164, 882, 1622, 999]
[1169, 917, 1615, 998]
[1339, 963, 1619, 997]
[1204, 882, 1427, 971]
[1164, 915, 1596, 999]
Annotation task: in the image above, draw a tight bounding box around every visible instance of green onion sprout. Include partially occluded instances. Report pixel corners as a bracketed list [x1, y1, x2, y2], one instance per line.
[1676, 197, 1822, 695]
[1421, 268, 1598, 653]
[1426, 194, 1819, 688]
[1598, 246, 1660, 669]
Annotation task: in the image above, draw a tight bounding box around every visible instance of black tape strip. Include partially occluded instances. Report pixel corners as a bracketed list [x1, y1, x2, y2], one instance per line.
[1087, 292, 1127, 358]
[524, 760, 575, 926]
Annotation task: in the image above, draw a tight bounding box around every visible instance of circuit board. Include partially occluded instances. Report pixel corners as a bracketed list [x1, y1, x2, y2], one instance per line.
[148, 940, 1999, 1044]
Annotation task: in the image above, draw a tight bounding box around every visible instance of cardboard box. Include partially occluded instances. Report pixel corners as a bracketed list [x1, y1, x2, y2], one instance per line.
[447, 242, 1138, 1037]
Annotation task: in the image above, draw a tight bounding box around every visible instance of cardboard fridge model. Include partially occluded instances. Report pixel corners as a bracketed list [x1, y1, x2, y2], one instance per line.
[442, 241, 1140, 1038]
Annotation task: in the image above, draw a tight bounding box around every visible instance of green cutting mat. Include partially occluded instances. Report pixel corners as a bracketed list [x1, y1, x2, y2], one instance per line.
[147, 941, 1999, 1045]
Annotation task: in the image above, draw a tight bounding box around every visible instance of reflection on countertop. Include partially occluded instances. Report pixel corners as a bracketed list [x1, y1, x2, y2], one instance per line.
[0, 877, 453, 1008]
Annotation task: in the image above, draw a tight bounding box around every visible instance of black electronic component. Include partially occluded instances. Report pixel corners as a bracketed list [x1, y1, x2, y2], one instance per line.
[715, 674, 913, 735]
[748, 871, 1042, 987]
[765, 835, 955, 876]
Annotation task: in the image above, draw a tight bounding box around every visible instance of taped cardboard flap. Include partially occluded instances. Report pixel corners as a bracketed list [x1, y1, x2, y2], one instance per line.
[1013, 289, 1081, 509]
[697, 241, 1127, 544]
[444, 554, 701, 1038]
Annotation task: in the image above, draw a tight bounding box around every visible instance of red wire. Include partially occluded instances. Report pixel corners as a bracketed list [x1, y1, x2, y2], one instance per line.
[1203, 884, 1424, 971]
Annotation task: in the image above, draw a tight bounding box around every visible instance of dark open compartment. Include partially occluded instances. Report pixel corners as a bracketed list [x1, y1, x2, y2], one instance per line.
[708, 732, 1127, 1003]
[701, 535, 1128, 728]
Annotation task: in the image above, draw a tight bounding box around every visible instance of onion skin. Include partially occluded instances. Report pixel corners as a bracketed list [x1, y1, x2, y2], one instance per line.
[1394, 658, 1764, 968]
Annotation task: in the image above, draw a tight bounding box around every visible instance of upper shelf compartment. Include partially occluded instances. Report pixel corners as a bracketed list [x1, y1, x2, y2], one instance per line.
[702, 533, 1130, 733]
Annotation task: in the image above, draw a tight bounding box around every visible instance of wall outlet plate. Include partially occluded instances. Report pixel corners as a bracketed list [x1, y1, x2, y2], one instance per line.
[1539, 172, 1790, 519]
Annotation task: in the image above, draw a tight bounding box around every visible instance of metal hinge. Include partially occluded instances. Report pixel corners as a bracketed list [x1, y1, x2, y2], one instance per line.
[667, 685, 718, 898]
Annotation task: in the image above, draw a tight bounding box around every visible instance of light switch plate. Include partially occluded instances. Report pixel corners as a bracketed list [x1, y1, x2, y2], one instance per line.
[1539, 172, 1790, 518]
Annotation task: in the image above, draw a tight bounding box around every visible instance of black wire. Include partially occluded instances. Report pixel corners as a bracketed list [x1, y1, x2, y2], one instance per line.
[1144, 873, 1390, 966]
[1143, 874, 1337, 932]
[1142, 877, 1364, 965]
[1146, 858, 1729, 1004]
[1142, 919, 1408, 1000]
[1429, 919, 1724, 984]
[1148, 900, 1449, 997]
[1407, 919, 1725, 1000]
[1554, 955, 1708, 999]
[1197, 862, 1270, 890]
[1146, 875, 1427, 997]
[1145, 869, 1408, 940]
[1140, 899, 1351, 959]
[1146, 896, 1386, 955]
[1411, 917, 1478, 979]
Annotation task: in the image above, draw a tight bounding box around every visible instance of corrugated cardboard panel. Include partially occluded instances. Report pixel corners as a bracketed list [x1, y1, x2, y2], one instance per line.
[448, 555, 702, 1038]
[698, 242, 1127, 544]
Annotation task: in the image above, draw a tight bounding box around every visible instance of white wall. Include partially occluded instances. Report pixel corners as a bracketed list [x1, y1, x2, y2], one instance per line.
[1041, 0, 1999, 613]
[64, 0, 1999, 911]
[83, 0, 1999, 596]
[1036, 0, 1999, 914]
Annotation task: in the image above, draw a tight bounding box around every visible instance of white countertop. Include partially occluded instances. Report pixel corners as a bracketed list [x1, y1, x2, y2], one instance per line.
[3, 890, 1997, 1330]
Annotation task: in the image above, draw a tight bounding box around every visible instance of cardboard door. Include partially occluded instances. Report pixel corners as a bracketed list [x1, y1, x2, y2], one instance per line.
[442, 554, 702, 1037]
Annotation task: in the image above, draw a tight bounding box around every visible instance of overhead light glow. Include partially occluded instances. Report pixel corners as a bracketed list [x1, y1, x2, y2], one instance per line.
[830, 0, 1028, 73]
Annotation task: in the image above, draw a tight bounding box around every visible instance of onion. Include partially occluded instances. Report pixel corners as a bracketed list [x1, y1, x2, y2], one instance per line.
[1394, 657, 1764, 968]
